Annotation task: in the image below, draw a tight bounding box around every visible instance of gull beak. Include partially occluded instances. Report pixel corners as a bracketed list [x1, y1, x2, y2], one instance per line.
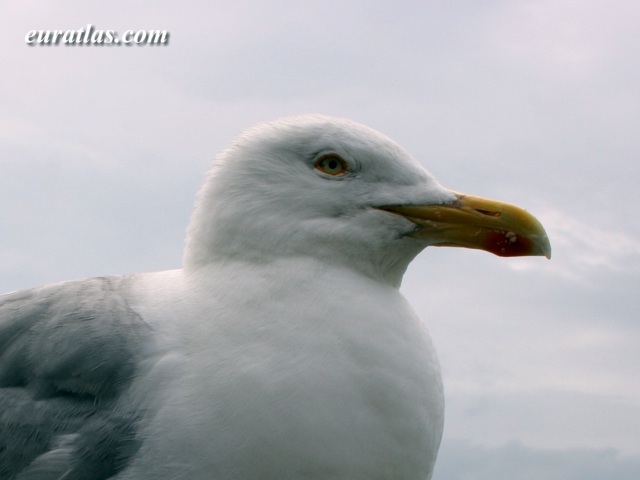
[380, 192, 551, 258]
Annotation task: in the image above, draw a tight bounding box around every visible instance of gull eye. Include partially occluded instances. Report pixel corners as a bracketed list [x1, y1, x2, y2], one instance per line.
[315, 154, 349, 176]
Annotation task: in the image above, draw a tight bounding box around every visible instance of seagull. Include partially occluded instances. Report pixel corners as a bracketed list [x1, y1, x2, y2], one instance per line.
[0, 115, 550, 480]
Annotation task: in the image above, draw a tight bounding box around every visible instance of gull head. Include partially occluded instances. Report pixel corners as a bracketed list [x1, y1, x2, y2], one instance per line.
[185, 115, 550, 287]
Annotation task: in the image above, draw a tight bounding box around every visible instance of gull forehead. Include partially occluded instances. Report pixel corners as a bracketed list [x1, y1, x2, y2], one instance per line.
[221, 114, 434, 185]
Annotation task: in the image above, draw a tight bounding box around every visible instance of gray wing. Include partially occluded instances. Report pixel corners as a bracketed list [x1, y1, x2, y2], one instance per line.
[0, 276, 153, 480]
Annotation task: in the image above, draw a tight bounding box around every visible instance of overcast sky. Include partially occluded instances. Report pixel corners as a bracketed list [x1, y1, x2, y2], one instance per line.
[2, 1, 639, 478]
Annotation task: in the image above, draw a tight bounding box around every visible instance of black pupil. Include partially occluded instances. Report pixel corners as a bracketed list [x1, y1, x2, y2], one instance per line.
[327, 158, 338, 170]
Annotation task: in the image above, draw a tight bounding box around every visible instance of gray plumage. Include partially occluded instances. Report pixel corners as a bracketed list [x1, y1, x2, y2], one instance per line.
[0, 277, 150, 479]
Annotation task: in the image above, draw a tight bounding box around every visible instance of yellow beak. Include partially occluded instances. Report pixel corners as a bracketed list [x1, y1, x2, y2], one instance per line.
[380, 192, 551, 258]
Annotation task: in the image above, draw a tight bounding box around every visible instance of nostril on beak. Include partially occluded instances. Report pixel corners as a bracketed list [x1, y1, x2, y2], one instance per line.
[476, 209, 501, 217]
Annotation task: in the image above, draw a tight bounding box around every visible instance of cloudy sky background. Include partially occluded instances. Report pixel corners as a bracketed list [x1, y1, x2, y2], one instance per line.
[1, 1, 639, 478]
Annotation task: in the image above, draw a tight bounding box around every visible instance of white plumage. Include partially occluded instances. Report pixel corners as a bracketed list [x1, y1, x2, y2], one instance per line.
[0, 115, 549, 479]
